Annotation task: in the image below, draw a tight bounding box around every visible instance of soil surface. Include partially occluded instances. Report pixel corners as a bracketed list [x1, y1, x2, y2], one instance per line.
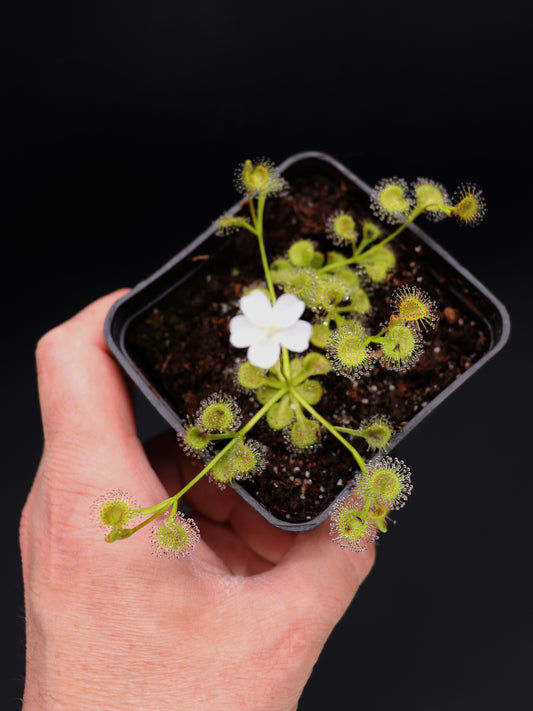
[126, 172, 491, 525]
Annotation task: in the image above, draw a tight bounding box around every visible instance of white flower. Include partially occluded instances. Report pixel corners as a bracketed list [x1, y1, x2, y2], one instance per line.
[229, 290, 312, 369]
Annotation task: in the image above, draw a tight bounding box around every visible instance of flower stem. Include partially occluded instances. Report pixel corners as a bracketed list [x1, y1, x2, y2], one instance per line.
[281, 347, 292, 383]
[255, 196, 276, 301]
[248, 196, 257, 226]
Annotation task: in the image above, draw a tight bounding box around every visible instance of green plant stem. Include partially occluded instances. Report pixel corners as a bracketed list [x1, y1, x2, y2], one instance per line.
[137, 497, 177, 517]
[254, 196, 276, 301]
[355, 232, 375, 255]
[318, 206, 429, 276]
[359, 200, 448, 258]
[362, 495, 374, 515]
[292, 370, 316, 388]
[291, 390, 368, 473]
[137, 387, 288, 532]
[270, 361, 284, 383]
[334, 425, 363, 437]
[360, 207, 425, 259]
[365, 335, 386, 345]
[178, 387, 287, 500]
[281, 347, 292, 383]
[292, 365, 331, 388]
[240, 222, 259, 237]
[207, 432, 240, 441]
[128, 506, 174, 534]
[369, 321, 394, 339]
[248, 196, 257, 226]
[289, 395, 306, 424]
[366, 316, 408, 346]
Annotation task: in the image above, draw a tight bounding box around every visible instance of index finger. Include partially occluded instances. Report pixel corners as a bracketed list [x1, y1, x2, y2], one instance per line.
[35, 289, 159, 494]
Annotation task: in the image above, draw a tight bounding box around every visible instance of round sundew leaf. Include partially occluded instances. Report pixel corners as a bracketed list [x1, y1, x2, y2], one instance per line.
[289, 418, 320, 449]
[361, 245, 396, 282]
[296, 378, 323, 405]
[302, 352, 331, 375]
[383, 324, 416, 360]
[336, 267, 361, 292]
[310, 251, 325, 269]
[310, 322, 331, 349]
[288, 240, 315, 267]
[256, 386, 279, 405]
[381, 184, 409, 212]
[333, 213, 357, 240]
[414, 180, 447, 214]
[266, 395, 295, 430]
[237, 362, 268, 389]
[289, 357, 305, 378]
[350, 288, 371, 313]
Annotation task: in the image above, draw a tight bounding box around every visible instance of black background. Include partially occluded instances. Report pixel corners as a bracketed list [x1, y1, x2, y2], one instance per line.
[3, 1, 532, 708]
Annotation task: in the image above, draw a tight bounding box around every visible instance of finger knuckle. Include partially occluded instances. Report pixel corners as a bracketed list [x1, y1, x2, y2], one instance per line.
[35, 324, 69, 369]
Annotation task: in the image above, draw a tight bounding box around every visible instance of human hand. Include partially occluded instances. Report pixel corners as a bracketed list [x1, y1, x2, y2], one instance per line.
[20, 290, 375, 711]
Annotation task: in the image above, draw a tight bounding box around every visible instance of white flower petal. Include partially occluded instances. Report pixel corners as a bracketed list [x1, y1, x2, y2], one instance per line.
[239, 290, 273, 327]
[247, 339, 281, 369]
[277, 320, 313, 352]
[271, 293, 305, 328]
[229, 315, 264, 348]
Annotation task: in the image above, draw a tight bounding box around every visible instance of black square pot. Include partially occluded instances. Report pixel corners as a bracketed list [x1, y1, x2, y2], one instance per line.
[104, 151, 510, 531]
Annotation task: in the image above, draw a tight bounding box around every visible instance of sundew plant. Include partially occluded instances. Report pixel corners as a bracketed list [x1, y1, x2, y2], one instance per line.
[95, 159, 485, 557]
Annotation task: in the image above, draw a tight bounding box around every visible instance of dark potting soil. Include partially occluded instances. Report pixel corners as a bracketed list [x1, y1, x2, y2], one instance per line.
[126, 172, 490, 524]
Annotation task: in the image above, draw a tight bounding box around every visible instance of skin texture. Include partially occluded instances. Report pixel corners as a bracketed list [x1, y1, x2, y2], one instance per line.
[19, 290, 375, 711]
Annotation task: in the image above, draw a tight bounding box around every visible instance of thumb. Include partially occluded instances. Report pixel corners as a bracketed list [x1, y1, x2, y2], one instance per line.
[269, 518, 375, 634]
